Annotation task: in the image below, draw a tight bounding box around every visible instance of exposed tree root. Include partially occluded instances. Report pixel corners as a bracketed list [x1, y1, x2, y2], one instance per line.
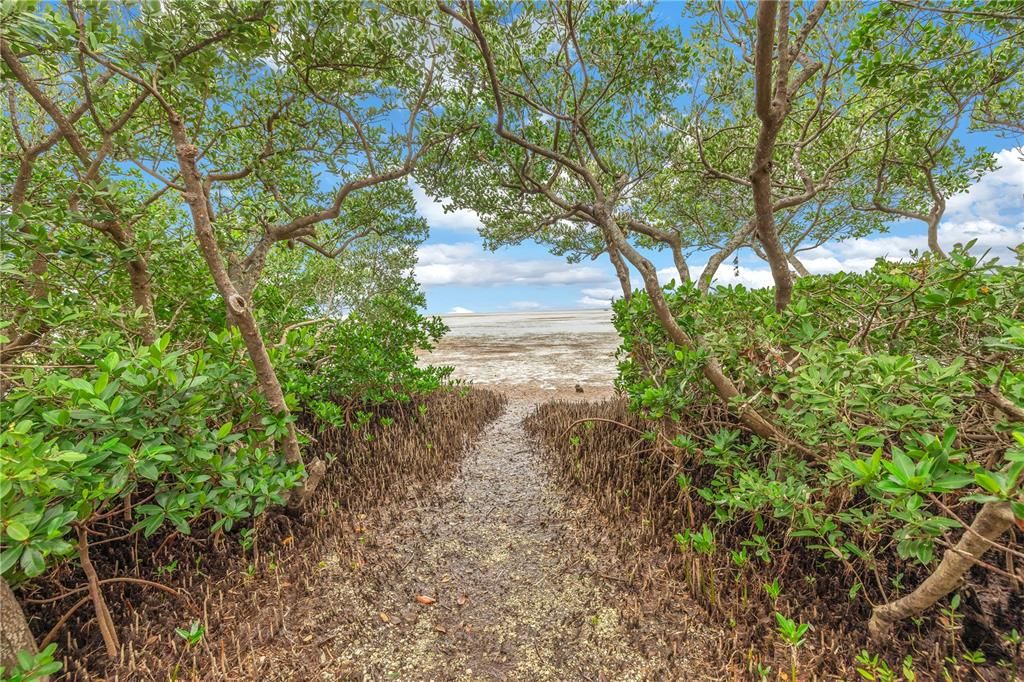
[869, 501, 1017, 640]
[77, 525, 120, 659]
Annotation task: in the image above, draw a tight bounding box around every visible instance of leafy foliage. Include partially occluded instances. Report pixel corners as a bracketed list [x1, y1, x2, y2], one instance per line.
[614, 246, 1023, 598]
[0, 5, 457, 663]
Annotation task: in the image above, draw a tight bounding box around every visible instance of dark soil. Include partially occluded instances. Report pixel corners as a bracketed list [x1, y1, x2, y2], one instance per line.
[19, 389, 506, 681]
[525, 398, 1024, 681]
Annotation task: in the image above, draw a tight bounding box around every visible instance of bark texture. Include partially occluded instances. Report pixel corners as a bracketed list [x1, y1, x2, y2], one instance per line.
[167, 112, 321, 508]
[868, 501, 1017, 640]
[607, 245, 633, 301]
[0, 580, 38, 676]
[751, 1, 794, 312]
[77, 526, 119, 659]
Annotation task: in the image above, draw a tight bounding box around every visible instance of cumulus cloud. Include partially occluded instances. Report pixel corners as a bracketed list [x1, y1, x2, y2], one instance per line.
[692, 149, 1023, 290]
[581, 287, 621, 300]
[945, 148, 1024, 224]
[666, 264, 778, 290]
[448, 306, 474, 314]
[411, 181, 484, 232]
[416, 242, 609, 287]
[574, 286, 623, 307]
[578, 296, 613, 308]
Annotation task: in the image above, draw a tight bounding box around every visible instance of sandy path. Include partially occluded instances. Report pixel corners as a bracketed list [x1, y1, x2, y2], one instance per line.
[259, 400, 712, 680]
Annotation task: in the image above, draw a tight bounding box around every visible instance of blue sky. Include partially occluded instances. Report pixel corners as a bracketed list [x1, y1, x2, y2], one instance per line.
[412, 144, 1023, 315]
[411, 6, 1024, 315]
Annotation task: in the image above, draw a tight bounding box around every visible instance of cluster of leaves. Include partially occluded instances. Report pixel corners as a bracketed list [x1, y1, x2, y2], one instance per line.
[614, 246, 1023, 588]
[1, 287, 453, 585]
[0, 331, 304, 583]
[1, 0, 457, 604]
[280, 287, 453, 420]
[0, 643, 61, 682]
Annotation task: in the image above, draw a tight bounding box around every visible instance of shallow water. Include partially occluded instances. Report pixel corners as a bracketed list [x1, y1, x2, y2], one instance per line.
[441, 309, 617, 337]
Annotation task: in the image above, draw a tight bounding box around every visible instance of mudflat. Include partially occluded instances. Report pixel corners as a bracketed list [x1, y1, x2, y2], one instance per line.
[422, 309, 621, 400]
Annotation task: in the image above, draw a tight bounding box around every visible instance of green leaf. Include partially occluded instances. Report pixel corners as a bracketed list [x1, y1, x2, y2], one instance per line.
[0, 546, 24, 574]
[42, 409, 71, 427]
[56, 451, 87, 463]
[136, 460, 160, 481]
[5, 521, 30, 542]
[63, 378, 94, 394]
[974, 472, 1002, 495]
[216, 421, 233, 440]
[20, 546, 45, 576]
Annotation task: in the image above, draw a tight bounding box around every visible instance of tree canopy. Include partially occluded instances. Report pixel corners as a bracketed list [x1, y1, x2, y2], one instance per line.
[1, 1, 1022, 678]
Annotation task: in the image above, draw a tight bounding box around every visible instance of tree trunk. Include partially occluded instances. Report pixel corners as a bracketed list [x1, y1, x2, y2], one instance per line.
[927, 210, 947, 259]
[0, 580, 39, 676]
[669, 238, 690, 285]
[126, 258, 157, 345]
[596, 210, 815, 460]
[607, 244, 632, 301]
[751, 121, 793, 312]
[698, 219, 755, 294]
[868, 501, 1016, 640]
[167, 112, 322, 509]
[788, 252, 810, 277]
[751, 1, 794, 312]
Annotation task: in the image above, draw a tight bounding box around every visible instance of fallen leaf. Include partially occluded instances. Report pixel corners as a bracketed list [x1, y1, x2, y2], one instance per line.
[415, 595, 436, 605]
[434, 624, 447, 634]
[379, 612, 391, 623]
[456, 595, 468, 606]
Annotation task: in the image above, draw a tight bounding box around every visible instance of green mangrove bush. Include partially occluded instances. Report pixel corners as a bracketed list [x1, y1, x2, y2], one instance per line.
[614, 246, 1023, 644]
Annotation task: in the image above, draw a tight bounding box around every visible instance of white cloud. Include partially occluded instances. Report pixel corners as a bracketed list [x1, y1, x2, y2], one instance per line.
[448, 306, 474, 314]
[416, 242, 609, 287]
[691, 149, 1023, 290]
[411, 181, 484, 232]
[945, 148, 1024, 224]
[580, 287, 621, 300]
[573, 285, 626, 308]
[691, 219, 1022, 291]
[578, 296, 613, 308]
[670, 264, 778, 290]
